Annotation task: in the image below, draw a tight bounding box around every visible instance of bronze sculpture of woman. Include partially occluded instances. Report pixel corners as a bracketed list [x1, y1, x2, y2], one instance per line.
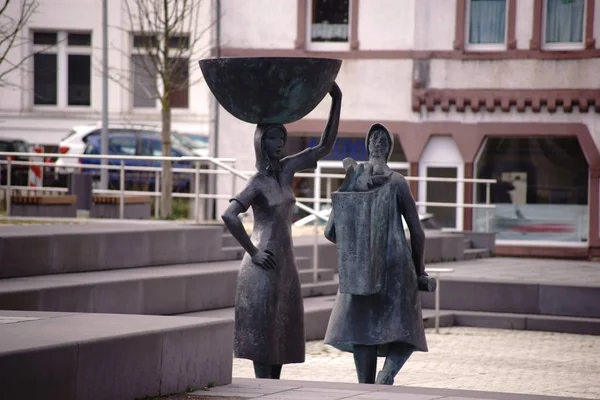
[221, 82, 342, 379]
[324, 123, 430, 385]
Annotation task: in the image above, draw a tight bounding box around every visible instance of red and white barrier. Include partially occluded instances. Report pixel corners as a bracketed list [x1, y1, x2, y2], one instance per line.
[28, 145, 44, 187]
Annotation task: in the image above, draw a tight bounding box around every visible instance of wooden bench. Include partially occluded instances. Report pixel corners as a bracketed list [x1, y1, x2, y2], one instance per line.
[9, 195, 77, 217]
[91, 196, 152, 219]
[92, 196, 152, 205]
[11, 195, 77, 205]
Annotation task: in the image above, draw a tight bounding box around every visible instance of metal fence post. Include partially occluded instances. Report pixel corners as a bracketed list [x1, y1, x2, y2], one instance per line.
[230, 161, 236, 198]
[194, 161, 201, 223]
[6, 158, 12, 216]
[426, 267, 453, 334]
[435, 272, 441, 333]
[119, 160, 125, 219]
[485, 182, 491, 232]
[312, 166, 322, 284]
[154, 170, 160, 219]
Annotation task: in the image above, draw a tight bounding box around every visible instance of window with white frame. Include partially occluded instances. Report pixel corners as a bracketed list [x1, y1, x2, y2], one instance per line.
[131, 34, 190, 109]
[307, 0, 350, 51]
[33, 31, 92, 107]
[543, 0, 586, 49]
[466, 0, 507, 49]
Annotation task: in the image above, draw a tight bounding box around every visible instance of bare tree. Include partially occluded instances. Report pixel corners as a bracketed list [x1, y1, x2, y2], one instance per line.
[123, 0, 212, 219]
[0, 0, 38, 86]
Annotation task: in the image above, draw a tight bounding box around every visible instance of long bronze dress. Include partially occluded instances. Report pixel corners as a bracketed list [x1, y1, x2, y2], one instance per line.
[324, 170, 428, 355]
[230, 147, 318, 365]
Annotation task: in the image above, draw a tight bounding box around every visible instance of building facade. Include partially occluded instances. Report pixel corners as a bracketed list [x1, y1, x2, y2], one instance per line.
[0, 0, 214, 147]
[215, 0, 600, 259]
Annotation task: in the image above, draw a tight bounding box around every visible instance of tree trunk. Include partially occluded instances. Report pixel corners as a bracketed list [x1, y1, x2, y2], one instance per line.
[161, 104, 173, 219]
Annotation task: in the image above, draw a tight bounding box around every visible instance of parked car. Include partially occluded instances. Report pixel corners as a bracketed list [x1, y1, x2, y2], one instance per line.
[177, 133, 209, 157]
[0, 138, 31, 186]
[80, 134, 195, 192]
[55, 123, 206, 173]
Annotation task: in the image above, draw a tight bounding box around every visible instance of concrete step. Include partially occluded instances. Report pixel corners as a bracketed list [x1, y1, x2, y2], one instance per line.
[221, 233, 240, 248]
[419, 278, 600, 319]
[221, 246, 245, 260]
[296, 256, 312, 270]
[0, 260, 241, 315]
[292, 237, 339, 272]
[301, 280, 339, 298]
[0, 260, 339, 316]
[180, 296, 338, 341]
[219, 250, 323, 273]
[0, 310, 233, 400]
[217, 251, 319, 273]
[298, 268, 335, 284]
[450, 310, 600, 335]
[0, 223, 230, 278]
[179, 297, 455, 342]
[464, 238, 472, 249]
[464, 248, 490, 260]
[178, 297, 598, 344]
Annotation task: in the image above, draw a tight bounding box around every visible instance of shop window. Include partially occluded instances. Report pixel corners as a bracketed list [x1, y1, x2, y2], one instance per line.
[474, 137, 588, 242]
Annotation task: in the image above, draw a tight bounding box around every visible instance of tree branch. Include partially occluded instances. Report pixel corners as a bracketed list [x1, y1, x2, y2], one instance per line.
[115, 0, 215, 106]
[0, 0, 39, 85]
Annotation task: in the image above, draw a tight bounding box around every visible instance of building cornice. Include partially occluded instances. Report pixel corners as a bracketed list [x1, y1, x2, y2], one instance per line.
[412, 89, 600, 113]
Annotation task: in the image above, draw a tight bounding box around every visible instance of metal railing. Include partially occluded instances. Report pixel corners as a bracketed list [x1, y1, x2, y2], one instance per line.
[0, 151, 347, 223]
[1, 152, 497, 225]
[288, 169, 497, 231]
[425, 267, 454, 333]
[1, 152, 240, 221]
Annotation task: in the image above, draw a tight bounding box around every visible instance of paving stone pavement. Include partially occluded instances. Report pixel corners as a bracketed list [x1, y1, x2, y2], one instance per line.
[231, 327, 600, 399]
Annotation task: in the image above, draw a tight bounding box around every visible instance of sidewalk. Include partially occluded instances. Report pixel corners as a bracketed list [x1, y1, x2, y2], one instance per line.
[191, 377, 588, 399]
[228, 327, 600, 399]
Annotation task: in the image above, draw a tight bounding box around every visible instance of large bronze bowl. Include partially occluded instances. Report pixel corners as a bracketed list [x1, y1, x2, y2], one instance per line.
[199, 57, 342, 125]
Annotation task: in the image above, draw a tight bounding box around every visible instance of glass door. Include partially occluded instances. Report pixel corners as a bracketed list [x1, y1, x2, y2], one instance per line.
[418, 136, 465, 231]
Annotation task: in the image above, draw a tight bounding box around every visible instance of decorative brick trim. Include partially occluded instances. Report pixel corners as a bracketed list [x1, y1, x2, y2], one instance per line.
[507, 0, 517, 49]
[585, 0, 596, 49]
[412, 89, 600, 113]
[530, 0, 543, 50]
[220, 47, 600, 60]
[294, 0, 307, 49]
[350, 0, 360, 50]
[453, 0, 467, 50]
